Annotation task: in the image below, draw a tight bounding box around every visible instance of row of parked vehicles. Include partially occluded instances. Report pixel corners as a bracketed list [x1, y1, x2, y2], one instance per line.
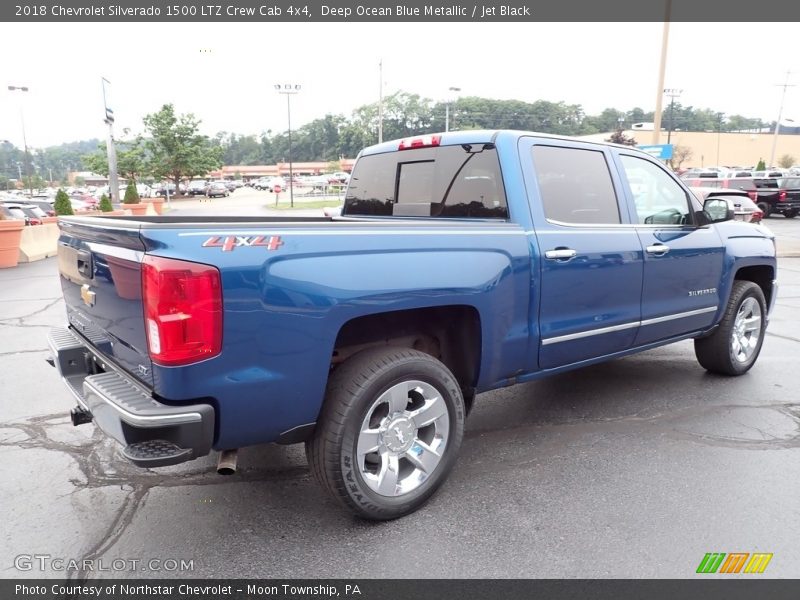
[681, 175, 800, 218]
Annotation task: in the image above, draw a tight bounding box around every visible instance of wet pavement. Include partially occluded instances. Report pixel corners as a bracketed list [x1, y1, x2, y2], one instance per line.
[1, 243, 799, 580]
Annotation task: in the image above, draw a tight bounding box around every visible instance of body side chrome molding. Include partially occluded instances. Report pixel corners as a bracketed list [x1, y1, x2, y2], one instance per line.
[541, 306, 718, 346]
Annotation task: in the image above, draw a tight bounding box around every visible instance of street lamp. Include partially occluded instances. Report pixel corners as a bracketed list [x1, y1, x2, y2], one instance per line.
[444, 86, 461, 133]
[275, 83, 301, 207]
[8, 85, 32, 197]
[664, 88, 682, 144]
[769, 71, 795, 168]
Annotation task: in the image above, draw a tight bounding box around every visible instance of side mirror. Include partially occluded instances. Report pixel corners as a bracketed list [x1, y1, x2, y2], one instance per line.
[703, 198, 734, 223]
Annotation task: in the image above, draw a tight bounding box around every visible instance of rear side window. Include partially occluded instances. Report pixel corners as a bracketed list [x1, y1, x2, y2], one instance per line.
[531, 145, 621, 225]
[343, 144, 508, 218]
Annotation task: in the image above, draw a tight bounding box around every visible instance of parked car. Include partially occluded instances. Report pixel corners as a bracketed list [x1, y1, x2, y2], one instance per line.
[67, 197, 92, 212]
[187, 180, 208, 196]
[752, 177, 800, 218]
[1, 202, 43, 225]
[689, 187, 763, 223]
[327, 171, 350, 184]
[19, 204, 48, 225]
[205, 182, 230, 198]
[29, 200, 56, 217]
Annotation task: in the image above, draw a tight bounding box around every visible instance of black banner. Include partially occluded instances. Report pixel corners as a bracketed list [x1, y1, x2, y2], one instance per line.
[3, 0, 800, 22]
[5, 579, 800, 600]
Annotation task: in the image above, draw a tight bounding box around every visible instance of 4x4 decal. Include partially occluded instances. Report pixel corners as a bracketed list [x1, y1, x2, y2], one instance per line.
[202, 235, 283, 252]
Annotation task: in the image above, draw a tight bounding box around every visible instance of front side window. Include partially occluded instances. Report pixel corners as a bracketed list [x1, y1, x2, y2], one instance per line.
[620, 155, 693, 225]
[531, 145, 621, 225]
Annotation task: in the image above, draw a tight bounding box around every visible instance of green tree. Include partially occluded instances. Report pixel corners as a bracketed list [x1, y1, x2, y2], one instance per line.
[143, 104, 222, 195]
[53, 189, 74, 216]
[73, 175, 86, 186]
[606, 130, 637, 146]
[22, 173, 45, 191]
[99, 193, 113, 212]
[756, 158, 766, 170]
[123, 181, 140, 204]
[82, 135, 149, 184]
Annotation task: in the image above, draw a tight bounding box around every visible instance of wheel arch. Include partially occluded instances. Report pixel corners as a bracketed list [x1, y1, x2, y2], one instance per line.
[734, 264, 776, 311]
[332, 305, 482, 412]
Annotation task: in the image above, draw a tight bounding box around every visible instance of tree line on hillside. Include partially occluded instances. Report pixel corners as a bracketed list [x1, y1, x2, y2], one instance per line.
[0, 94, 783, 191]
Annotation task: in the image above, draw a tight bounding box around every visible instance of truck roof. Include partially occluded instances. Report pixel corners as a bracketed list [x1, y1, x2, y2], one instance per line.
[358, 129, 652, 157]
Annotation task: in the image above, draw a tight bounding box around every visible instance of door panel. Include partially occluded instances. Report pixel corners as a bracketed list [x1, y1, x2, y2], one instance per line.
[522, 140, 643, 370]
[616, 153, 725, 345]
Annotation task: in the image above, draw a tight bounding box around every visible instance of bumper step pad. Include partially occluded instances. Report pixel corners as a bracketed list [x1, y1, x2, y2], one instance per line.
[123, 440, 192, 467]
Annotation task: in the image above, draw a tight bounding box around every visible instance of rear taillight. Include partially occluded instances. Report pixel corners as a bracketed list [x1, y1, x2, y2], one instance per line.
[142, 256, 222, 366]
[752, 210, 763, 222]
[779, 191, 787, 201]
[747, 191, 757, 201]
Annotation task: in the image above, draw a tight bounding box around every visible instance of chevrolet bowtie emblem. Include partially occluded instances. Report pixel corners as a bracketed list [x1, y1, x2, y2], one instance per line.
[80, 284, 96, 307]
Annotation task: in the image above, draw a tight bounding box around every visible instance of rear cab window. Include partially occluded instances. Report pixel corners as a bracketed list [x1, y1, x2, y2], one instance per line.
[342, 143, 508, 219]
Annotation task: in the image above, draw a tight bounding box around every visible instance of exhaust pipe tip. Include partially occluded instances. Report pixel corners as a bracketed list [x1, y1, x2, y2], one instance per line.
[217, 449, 238, 475]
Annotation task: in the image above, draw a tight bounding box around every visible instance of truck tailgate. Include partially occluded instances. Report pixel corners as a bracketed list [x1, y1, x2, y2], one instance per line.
[57, 219, 152, 387]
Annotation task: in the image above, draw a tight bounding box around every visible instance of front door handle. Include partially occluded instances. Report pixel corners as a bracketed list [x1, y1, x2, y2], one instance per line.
[544, 248, 577, 260]
[646, 243, 670, 255]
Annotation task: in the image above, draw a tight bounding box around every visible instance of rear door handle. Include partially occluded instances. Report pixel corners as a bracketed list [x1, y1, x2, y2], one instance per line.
[646, 243, 670, 255]
[544, 248, 577, 260]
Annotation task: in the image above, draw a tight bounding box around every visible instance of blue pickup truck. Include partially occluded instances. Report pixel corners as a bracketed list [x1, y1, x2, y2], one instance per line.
[48, 130, 777, 519]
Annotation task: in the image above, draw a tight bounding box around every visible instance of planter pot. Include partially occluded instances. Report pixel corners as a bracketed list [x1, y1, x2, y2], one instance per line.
[144, 197, 165, 215]
[0, 220, 25, 268]
[122, 203, 148, 216]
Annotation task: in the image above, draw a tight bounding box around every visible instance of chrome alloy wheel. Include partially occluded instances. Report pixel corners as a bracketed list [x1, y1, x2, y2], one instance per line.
[356, 380, 450, 497]
[731, 297, 762, 363]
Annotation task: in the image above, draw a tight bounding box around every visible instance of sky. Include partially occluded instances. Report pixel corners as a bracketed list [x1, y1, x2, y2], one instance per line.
[0, 21, 797, 149]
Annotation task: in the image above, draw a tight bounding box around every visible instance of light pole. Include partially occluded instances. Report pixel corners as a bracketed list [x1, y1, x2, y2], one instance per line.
[8, 85, 32, 197]
[275, 83, 301, 207]
[444, 86, 461, 132]
[664, 88, 682, 144]
[101, 77, 121, 204]
[769, 71, 794, 168]
[716, 112, 724, 166]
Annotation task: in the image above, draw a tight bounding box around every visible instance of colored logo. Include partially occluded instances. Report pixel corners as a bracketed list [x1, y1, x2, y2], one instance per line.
[202, 235, 283, 252]
[696, 552, 773, 574]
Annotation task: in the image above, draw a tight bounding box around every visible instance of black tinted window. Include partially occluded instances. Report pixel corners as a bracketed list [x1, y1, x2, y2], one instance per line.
[532, 145, 620, 225]
[343, 144, 508, 218]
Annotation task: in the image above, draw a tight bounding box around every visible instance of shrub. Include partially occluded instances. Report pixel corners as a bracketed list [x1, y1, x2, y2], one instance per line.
[54, 190, 74, 216]
[99, 193, 113, 212]
[756, 158, 766, 171]
[123, 181, 140, 204]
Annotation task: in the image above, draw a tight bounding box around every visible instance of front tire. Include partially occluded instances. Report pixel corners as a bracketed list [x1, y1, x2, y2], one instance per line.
[756, 202, 771, 218]
[694, 281, 767, 375]
[306, 347, 465, 520]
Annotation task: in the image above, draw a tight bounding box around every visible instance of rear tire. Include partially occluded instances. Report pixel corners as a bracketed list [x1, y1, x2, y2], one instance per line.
[694, 281, 767, 376]
[306, 347, 465, 520]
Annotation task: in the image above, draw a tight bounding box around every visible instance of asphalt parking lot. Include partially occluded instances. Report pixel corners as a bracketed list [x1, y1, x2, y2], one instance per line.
[1, 202, 799, 580]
